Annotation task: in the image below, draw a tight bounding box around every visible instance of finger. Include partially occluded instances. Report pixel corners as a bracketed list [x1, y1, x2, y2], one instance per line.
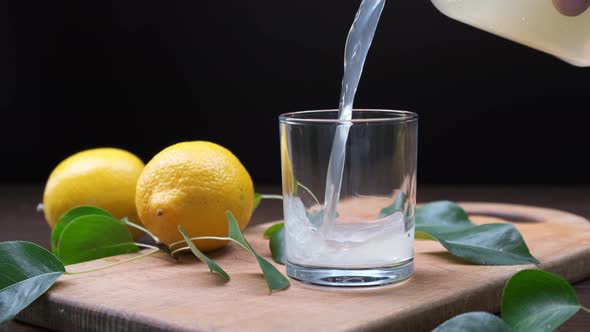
[553, 0, 590, 16]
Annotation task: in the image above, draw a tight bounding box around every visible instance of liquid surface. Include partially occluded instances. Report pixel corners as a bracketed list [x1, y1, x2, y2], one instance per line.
[285, 197, 414, 268]
[432, 0, 590, 66]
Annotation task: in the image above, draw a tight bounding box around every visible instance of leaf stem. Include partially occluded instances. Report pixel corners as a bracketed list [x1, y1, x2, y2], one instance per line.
[170, 246, 190, 256]
[296, 182, 321, 206]
[168, 236, 230, 249]
[260, 194, 283, 200]
[124, 219, 160, 243]
[63, 248, 160, 275]
[169, 236, 252, 256]
[582, 306, 590, 314]
[135, 243, 159, 250]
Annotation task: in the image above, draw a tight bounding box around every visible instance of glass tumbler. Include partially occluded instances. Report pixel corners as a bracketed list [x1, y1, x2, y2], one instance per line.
[279, 109, 418, 287]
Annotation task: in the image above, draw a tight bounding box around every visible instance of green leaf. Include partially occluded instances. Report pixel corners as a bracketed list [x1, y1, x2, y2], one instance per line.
[307, 210, 324, 227]
[502, 269, 583, 331]
[0, 241, 65, 325]
[56, 215, 139, 265]
[415, 201, 474, 235]
[433, 312, 511, 332]
[178, 226, 229, 280]
[379, 192, 406, 218]
[293, 178, 299, 196]
[404, 201, 415, 231]
[415, 201, 539, 265]
[264, 222, 286, 265]
[51, 206, 112, 254]
[263, 222, 284, 239]
[253, 193, 263, 210]
[425, 224, 539, 265]
[269, 226, 285, 265]
[306, 210, 338, 227]
[226, 211, 289, 293]
[255, 256, 288, 290]
[414, 232, 437, 240]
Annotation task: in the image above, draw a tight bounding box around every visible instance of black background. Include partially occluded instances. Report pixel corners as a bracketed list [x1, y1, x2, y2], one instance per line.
[1, 1, 589, 185]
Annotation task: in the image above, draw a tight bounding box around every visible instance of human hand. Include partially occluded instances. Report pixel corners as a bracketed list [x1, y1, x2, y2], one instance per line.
[553, 0, 590, 16]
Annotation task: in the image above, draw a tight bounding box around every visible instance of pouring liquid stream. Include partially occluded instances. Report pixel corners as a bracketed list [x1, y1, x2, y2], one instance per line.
[322, 0, 590, 232]
[321, 0, 386, 233]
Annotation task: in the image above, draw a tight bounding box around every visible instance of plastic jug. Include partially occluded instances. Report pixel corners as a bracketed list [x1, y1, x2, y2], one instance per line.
[431, 0, 590, 66]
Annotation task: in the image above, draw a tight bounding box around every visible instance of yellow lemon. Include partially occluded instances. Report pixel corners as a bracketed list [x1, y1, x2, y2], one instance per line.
[43, 148, 145, 238]
[280, 127, 295, 195]
[135, 141, 254, 252]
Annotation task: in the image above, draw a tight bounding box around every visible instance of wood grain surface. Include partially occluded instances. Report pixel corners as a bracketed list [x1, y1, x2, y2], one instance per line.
[13, 202, 590, 332]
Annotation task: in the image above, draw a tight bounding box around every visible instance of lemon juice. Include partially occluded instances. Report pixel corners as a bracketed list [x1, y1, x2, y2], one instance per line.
[283, 0, 416, 282]
[322, 0, 386, 231]
[285, 196, 413, 268]
[432, 0, 590, 66]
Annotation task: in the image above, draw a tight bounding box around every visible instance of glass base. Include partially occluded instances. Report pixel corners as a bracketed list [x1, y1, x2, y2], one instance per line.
[286, 259, 413, 288]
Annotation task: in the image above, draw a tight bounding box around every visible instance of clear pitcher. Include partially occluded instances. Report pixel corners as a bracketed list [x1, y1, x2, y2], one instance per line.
[432, 0, 590, 66]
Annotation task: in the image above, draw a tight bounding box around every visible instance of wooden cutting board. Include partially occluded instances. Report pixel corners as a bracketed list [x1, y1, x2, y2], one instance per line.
[16, 202, 590, 332]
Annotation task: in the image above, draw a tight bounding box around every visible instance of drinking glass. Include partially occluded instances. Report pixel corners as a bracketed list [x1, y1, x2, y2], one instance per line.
[279, 109, 418, 287]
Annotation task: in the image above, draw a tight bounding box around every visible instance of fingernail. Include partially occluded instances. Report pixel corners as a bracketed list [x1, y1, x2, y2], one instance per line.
[553, 0, 590, 16]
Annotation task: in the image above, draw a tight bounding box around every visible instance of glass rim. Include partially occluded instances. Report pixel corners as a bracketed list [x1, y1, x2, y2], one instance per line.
[279, 109, 418, 125]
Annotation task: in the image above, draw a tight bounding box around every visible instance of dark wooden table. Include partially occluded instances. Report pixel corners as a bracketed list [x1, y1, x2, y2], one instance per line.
[1, 184, 589, 332]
